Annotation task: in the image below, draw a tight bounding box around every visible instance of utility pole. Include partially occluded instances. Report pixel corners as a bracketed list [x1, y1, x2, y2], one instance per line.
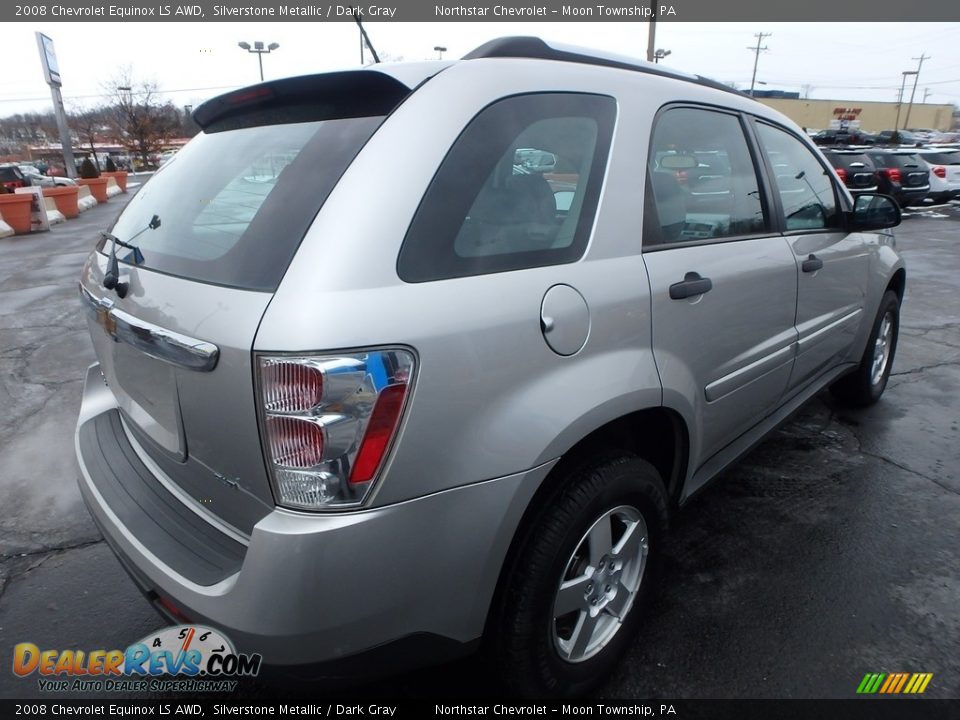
[747, 32, 772, 97]
[903, 53, 929, 130]
[894, 70, 917, 131]
[923, 88, 932, 102]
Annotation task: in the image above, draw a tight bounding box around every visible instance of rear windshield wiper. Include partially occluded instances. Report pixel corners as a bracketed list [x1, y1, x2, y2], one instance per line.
[100, 215, 160, 298]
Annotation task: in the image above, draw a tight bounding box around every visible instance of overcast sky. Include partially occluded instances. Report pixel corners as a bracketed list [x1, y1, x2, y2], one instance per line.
[3, 22, 959, 118]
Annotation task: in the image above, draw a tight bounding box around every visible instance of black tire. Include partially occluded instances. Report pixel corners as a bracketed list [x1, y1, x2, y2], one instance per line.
[830, 290, 900, 408]
[492, 453, 668, 697]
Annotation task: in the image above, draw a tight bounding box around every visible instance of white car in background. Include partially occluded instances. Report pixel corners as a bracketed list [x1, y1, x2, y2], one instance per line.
[914, 148, 960, 204]
[17, 164, 78, 188]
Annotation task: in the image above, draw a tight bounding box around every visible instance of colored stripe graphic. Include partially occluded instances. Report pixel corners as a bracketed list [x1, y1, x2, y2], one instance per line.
[857, 672, 932, 694]
[893, 673, 910, 693]
[879, 673, 900, 693]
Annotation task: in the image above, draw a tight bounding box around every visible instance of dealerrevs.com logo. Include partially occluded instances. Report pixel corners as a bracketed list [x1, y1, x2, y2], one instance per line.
[12, 625, 261, 693]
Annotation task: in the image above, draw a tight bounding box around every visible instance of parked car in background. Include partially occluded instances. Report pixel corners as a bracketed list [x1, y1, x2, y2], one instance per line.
[812, 128, 876, 146]
[18, 165, 77, 188]
[907, 129, 947, 144]
[875, 130, 923, 147]
[75, 37, 907, 697]
[866, 149, 931, 207]
[821, 149, 880, 196]
[158, 150, 178, 166]
[913, 148, 960, 203]
[0, 164, 29, 191]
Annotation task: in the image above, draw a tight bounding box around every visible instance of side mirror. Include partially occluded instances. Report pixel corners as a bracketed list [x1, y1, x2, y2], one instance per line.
[849, 193, 901, 231]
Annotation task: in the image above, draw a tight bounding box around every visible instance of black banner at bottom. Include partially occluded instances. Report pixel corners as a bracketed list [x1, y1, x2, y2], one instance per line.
[1, 699, 958, 720]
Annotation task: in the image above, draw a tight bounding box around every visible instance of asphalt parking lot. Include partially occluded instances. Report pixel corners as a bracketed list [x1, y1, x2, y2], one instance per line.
[0, 191, 958, 699]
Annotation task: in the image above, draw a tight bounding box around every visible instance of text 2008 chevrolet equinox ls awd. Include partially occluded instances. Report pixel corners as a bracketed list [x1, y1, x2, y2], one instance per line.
[76, 38, 905, 696]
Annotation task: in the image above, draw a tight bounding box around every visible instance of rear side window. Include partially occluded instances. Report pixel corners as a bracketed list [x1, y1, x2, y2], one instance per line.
[756, 123, 841, 232]
[644, 106, 768, 246]
[397, 93, 615, 283]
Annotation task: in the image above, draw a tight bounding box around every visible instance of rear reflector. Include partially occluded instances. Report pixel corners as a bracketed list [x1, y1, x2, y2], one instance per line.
[933, 165, 946, 179]
[350, 384, 409, 484]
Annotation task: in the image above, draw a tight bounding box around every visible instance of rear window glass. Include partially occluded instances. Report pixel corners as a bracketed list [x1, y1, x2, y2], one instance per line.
[827, 153, 873, 169]
[101, 116, 383, 291]
[922, 151, 960, 165]
[875, 153, 923, 168]
[397, 93, 615, 283]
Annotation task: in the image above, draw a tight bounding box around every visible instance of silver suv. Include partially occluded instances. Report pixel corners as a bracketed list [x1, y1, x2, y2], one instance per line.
[75, 38, 905, 696]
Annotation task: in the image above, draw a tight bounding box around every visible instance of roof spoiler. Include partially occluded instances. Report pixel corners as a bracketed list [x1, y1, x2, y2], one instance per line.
[193, 71, 412, 133]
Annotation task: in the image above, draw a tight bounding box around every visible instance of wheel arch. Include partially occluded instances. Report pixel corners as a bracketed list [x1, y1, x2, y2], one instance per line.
[887, 266, 906, 302]
[483, 405, 688, 641]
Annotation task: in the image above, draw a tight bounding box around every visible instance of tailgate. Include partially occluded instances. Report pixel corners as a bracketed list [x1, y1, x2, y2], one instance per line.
[76, 69, 423, 534]
[80, 259, 275, 534]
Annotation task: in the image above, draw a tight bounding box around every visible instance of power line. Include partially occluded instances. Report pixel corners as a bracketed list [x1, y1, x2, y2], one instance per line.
[0, 83, 241, 105]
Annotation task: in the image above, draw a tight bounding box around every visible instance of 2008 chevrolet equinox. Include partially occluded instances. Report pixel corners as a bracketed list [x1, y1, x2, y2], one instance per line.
[76, 37, 905, 696]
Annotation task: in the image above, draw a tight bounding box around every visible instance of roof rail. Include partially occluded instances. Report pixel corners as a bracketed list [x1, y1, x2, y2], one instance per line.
[463, 37, 750, 99]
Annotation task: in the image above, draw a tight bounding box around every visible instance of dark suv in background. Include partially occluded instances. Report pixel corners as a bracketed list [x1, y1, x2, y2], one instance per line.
[866, 149, 931, 207]
[0, 165, 29, 192]
[874, 130, 923, 147]
[812, 128, 876, 146]
[822, 149, 880, 196]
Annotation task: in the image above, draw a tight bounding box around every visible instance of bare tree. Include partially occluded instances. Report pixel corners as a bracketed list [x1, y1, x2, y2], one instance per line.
[70, 108, 108, 171]
[102, 69, 179, 169]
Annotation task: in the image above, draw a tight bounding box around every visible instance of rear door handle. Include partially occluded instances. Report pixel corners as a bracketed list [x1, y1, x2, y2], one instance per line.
[669, 272, 713, 300]
[802, 254, 824, 273]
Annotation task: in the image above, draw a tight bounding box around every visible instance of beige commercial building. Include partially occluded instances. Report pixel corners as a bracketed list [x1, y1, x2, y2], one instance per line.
[756, 98, 955, 132]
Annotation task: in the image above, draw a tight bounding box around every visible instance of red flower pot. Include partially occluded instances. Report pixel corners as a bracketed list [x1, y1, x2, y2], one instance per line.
[101, 171, 128, 192]
[41, 185, 80, 219]
[0, 193, 34, 234]
[77, 177, 109, 203]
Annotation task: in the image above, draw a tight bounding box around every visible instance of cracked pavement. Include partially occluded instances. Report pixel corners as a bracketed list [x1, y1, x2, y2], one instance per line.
[1, 194, 958, 699]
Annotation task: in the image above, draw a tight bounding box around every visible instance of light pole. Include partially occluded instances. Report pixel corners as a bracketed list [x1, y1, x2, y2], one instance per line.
[118, 85, 134, 171]
[653, 48, 671, 64]
[434, 45, 447, 60]
[238, 41, 279, 82]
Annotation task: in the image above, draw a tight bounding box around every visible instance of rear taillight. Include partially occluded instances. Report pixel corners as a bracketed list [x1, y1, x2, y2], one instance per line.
[257, 350, 415, 510]
[933, 165, 946, 179]
[835, 167, 847, 182]
[880, 167, 902, 183]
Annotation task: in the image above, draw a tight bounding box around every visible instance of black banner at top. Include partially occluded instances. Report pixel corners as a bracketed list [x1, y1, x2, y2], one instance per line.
[3, 0, 960, 22]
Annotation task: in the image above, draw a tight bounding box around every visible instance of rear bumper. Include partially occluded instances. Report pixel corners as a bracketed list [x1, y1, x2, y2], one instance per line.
[76, 363, 553, 668]
[893, 185, 930, 204]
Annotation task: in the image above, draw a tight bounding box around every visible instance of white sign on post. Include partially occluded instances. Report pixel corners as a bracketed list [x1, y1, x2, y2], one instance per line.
[36, 33, 62, 87]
